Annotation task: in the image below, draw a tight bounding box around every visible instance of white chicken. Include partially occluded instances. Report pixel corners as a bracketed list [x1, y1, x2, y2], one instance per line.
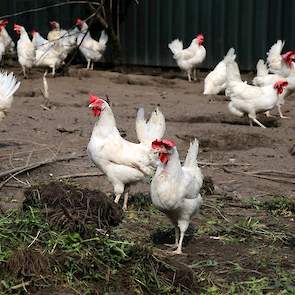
[32, 31, 65, 76]
[253, 59, 295, 118]
[150, 139, 203, 255]
[267, 40, 295, 77]
[47, 21, 67, 42]
[0, 20, 15, 56]
[226, 61, 288, 128]
[168, 34, 206, 82]
[76, 19, 108, 70]
[87, 95, 165, 210]
[0, 29, 5, 64]
[0, 71, 20, 122]
[14, 24, 35, 78]
[203, 48, 236, 95]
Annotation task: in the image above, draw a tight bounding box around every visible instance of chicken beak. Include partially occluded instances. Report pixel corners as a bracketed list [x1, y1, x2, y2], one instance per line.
[88, 103, 94, 108]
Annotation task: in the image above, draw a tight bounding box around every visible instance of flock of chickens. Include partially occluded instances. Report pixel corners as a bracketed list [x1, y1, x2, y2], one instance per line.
[0, 19, 294, 255]
[0, 18, 108, 78]
[169, 34, 295, 127]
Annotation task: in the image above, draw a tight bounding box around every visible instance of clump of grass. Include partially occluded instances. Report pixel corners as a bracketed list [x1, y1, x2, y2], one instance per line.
[247, 196, 295, 217]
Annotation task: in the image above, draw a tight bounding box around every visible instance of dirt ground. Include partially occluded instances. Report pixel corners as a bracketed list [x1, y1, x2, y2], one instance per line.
[0, 64, 294, 293]
[0, 65, 294, 200]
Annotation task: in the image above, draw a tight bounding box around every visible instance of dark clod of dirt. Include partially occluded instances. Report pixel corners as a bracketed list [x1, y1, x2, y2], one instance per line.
[5, 248, 49, 277]
[24, 182, 123, 235]
[151, 225, 195, 246]
[201, 176, 215, 196]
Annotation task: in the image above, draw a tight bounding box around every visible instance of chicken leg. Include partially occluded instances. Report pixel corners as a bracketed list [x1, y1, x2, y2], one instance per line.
[165, 227, 180, 249]
[22, 65, 27, 79]
[187, 71, 192, 82]
[172, 220, 189, 255]
[265, 111, 275, 118]
[86, 59, 91, 70]
[248, 114, 266, 128]
[278, 105, 289, 119]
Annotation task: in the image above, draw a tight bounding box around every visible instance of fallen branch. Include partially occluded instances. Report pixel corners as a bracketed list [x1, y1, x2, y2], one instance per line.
[223, 168, 295, 185]
[198, 161, 251, 167]
[247, 169, 295, 178]
[55, 172, 104, 180]
[0, 153, 86, 189]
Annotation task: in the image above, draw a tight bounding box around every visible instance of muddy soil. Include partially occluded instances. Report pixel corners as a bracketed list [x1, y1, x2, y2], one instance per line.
[0, 64, 294, 293]
[0, 65, 293, 204]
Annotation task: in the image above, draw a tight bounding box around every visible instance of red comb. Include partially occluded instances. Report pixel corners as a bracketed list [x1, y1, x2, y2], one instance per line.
[89, 95, 103, 104]
[0, 19, 8, 27]
[152, 139, 176, 150]
[13, 24, 22, 30]
[76, 18, 83, 25]
[274, 81, 288, 87]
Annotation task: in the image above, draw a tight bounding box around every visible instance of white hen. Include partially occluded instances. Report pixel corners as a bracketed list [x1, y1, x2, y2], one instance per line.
[267, 40, 295, 77]
[14, 24, 35, 78]
[151, 139, 203, 255]
[0, 20, 15, 56]
[76, 19, 108, 70]
[0, 71, 20, 121]
[203, 48, 236, 95]
[87, 95, 165, 210]
[168, 34, 206, 82]
[32, 31, 65, 76]
[47, 21, 67, 42]
[226, 61, 288, 128]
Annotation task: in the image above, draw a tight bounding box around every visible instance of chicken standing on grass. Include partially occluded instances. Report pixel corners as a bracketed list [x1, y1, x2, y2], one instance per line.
[76, 18, 108, 70]
[14, 24, 35, 78]
[168, 34, 206, 82]
[0, 71, 20, 122]
[226, 61, 289, 128]
[150, 139, 203, 255]
[87, 95, 166, 210]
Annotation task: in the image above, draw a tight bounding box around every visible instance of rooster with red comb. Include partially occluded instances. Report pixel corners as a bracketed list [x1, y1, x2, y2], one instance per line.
[87, 95, 166, 210]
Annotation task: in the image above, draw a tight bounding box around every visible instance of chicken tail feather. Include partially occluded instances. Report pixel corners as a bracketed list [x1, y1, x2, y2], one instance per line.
[168, 39, 183, 58]
[136, 107, 166, 144]
[0, 71, 20, 103]
[184, 139, 199, 168]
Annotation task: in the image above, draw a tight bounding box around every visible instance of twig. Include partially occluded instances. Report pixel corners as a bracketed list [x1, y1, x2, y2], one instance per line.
[197, 161, 251, 167]
[10, 281, 31, 290]
[55, 172, 104, 180]
[247, 169, 295, 178]
[0, 1, 100, 19]
[203, 203, 230, 222]
[0, 153, 86, 188]
[28, 230, 41, 248]
[223, 168, 295, 185]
